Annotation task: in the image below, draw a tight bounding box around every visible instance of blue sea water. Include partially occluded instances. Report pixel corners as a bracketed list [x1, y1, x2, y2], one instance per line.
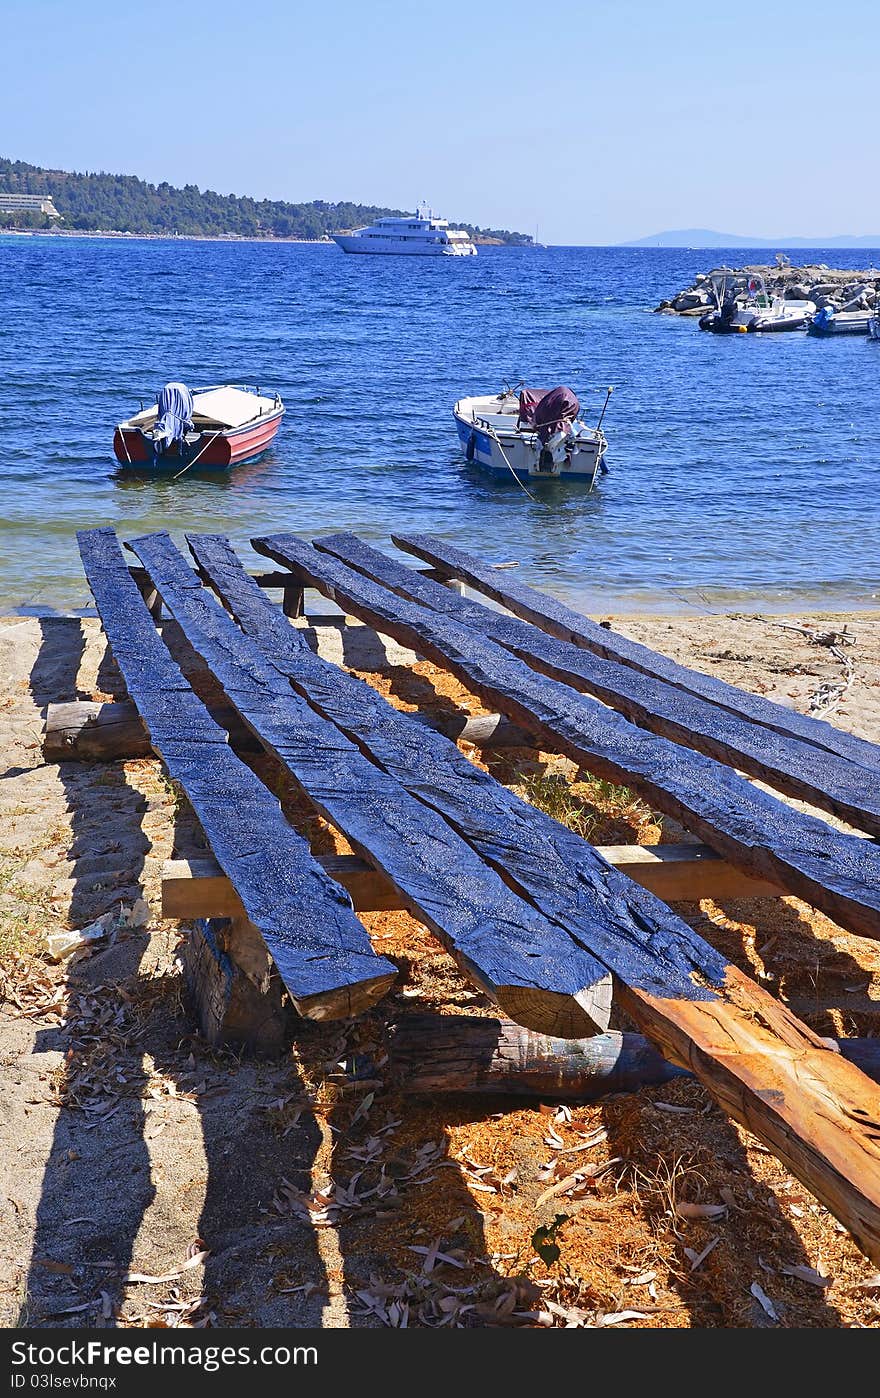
[1, 235, 878, 615]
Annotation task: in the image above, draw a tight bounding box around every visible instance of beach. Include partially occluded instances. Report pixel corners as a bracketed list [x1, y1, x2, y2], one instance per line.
[2, 604, 879, 1329]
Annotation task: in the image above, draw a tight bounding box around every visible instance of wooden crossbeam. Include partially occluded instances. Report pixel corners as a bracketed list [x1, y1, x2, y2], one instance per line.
[385, 535, 880, 839]
[77, 528, 396, 1022]
[289, 531, 880, 943]
[394, 533, 880, 774]
[43, 698, 530, 763]
[164, 854, 399, 917]
[243, 534, 880, 1262]
[162, 841, 780, 918]
[128, 532, 614, 1039]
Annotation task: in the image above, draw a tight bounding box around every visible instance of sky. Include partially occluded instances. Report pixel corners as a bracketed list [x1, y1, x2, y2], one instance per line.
[2, 0, 879, 245]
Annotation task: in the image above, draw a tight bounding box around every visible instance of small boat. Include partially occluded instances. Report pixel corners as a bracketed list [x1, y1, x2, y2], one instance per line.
[699, 270, 814, 333]
[807, 307, 873, 337]
[114, 383, 285, 470]
[453, 384, 609, 484]
[331, 203, 477, 256]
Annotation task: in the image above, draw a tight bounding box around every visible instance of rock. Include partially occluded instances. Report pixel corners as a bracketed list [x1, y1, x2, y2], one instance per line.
[672, 290, 709, 312]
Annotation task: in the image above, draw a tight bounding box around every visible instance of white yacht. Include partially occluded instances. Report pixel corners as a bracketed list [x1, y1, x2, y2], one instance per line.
[331, 203, 477, 256]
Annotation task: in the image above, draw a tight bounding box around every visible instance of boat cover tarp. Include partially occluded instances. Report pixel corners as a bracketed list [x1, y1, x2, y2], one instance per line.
[192, 386, 276, 428]
[518, 386, 580, 443]
[153, 383, 193, 453]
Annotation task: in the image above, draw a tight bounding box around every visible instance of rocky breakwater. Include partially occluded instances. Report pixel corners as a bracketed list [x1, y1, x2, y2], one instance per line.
[656, 263, 880, 317]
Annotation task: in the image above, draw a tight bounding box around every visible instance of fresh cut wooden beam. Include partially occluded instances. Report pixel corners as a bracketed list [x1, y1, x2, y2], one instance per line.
[162, 840, 780, 918]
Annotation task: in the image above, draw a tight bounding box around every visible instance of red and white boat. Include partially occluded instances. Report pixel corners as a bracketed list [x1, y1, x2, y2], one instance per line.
[113, 383, 285, 471]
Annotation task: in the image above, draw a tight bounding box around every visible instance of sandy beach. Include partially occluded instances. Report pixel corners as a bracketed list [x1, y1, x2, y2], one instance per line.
[1, 604, 879, 1329]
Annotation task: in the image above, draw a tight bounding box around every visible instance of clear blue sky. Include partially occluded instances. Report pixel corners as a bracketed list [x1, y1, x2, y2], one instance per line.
[3, 0, 878, 244]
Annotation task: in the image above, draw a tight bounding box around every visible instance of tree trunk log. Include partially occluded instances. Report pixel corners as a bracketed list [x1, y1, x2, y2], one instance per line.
[385, 1014, 880, 1098]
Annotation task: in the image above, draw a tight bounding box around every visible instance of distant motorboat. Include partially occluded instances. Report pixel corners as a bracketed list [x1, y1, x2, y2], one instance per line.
[331, 203, 477, 256]
[699, 269, 814, 333]
[453, 384, 609, 484]
[808, 307, 874, 337]
[114, 383, 284, 471]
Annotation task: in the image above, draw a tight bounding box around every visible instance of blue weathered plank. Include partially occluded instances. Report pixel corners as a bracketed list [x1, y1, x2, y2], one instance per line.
[127, 531, 614, 1039]
[76, 527, 396, 1021]
[307, 533, 880, 840]
[396, 532, 880, 773]
[255, 531, 880, 942]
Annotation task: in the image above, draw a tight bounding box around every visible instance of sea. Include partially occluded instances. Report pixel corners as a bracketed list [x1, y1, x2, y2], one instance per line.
[1, 236, 878, 616]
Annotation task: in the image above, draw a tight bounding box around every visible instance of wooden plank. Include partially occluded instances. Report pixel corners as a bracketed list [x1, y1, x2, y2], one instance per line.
[385, 1015, 880, 1098]
[277, 531, 880, 943]
[163, 842, 780, 917]
[163, 854, 401, 918]
[321, 535, 880, 841]
[76, 527, 396, 1022]
[234, 536, 880, 1261]
[394, 533, 880, 773]
[127, 531, 614, 1039]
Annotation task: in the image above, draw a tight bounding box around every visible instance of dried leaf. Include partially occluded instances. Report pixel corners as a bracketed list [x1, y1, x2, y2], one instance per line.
[600, 1310, 648, 1326]
[684, 1237, 719, 1271]
[350, 1091, 375, 1127]
[124, 1250, 209, 1285]
[675, 1201, 727, 1221]
[750, 1281, 779, 1322]
[780, 1263, 831, 1289]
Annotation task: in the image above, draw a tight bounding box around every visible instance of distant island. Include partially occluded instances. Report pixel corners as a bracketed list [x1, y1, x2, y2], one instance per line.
[0, 157, 533, 245]
[623, 228, 880, 249]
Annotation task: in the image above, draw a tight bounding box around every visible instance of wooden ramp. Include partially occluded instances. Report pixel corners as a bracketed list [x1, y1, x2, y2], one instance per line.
[76, 527, 397, 1023]
[127, 531, 614, 1040]
[71, 527, 880, 1265]
[257, 531, 880, 942]
[210, 531, 880, 1263]
[395, 532, 880, 773]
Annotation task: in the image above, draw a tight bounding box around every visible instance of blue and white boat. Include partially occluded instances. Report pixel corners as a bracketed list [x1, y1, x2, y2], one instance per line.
[453, 385, 609, 484]
[331, 203, 477, 256]
[807, 307, 873, 336]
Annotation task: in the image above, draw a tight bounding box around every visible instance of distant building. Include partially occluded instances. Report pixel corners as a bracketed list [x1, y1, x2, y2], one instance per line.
[0, 192, 61, 218]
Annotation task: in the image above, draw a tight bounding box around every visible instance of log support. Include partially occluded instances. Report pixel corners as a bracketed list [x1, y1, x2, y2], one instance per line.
[181, 918, 289, 1055]
[44, 700, 534, 762]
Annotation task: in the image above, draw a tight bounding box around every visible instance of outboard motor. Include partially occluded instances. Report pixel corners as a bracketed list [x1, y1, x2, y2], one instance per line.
[152, 382, 194, 454]
[519, 386, 580, 472]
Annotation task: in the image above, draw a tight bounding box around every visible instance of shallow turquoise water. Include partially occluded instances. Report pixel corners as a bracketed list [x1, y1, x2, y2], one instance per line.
[1, 236, 878, 614]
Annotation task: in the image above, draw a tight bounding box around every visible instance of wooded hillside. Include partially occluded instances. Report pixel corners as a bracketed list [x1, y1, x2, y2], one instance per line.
[0, 157, 532, 243]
